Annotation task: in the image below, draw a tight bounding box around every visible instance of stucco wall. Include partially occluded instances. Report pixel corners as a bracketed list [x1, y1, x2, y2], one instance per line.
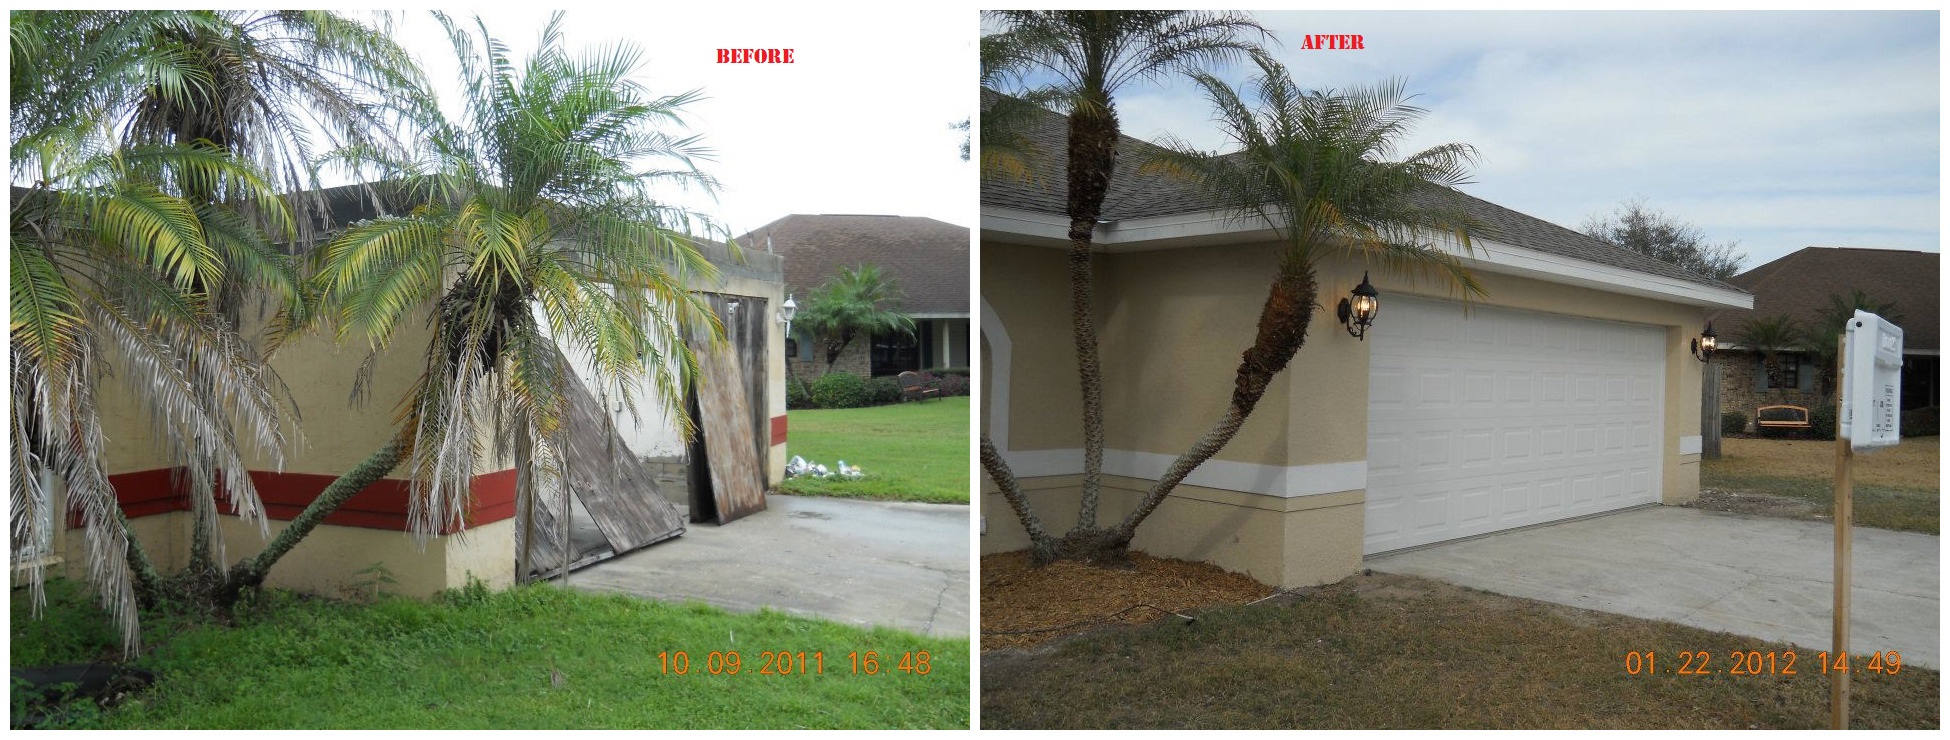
[982, 235, 1715, 584]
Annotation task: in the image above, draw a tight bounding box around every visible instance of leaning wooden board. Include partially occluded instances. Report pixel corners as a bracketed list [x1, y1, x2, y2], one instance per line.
[689, 337, 768, 524]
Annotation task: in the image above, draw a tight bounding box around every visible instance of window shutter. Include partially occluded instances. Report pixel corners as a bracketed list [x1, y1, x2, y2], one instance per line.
[1755, 356, 1769, 389]
[1799, 357, 1816, 392]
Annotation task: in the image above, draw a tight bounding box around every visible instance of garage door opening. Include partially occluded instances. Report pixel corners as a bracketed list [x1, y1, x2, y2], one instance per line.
[1364, 297, 1664, 555]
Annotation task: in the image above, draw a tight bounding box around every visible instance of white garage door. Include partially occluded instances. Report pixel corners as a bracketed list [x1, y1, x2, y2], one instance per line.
[1364, 297, 1664, 555]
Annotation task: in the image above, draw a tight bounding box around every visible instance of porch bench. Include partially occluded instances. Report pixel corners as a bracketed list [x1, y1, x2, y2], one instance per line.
[1755, 404, 1812, 436]
[898, 371, 941, 403]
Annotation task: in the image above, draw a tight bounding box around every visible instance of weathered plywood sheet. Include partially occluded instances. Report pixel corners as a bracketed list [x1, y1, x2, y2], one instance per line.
[690, 338, 768, 524]
[557, 370, 686, 551]
[520, 362, 687, 580]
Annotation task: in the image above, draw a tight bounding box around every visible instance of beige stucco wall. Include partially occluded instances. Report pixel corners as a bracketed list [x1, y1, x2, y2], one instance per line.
[982, 235, 1715, 584]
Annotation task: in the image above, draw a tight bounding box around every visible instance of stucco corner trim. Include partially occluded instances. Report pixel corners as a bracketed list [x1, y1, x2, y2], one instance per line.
[1678, 435, 1703, 455]
[1001, 447, 1366, 499]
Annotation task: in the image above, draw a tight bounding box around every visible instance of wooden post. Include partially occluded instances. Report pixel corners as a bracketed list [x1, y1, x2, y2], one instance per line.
[1701, 358, 1723, 459]
[1831, 335, 1852, 730]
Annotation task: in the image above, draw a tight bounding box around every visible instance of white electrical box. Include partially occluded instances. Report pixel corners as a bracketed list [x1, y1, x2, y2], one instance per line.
[1840, 310, 1903, 451]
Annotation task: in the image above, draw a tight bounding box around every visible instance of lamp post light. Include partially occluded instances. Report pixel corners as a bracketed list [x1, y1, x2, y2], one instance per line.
[1691, 321, 1717, 362]
[1337, 271, 1380, 341]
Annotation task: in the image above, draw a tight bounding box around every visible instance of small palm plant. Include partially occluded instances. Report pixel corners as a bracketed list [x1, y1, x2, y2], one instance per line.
[796, 264, 916, 375]
[1736, 315, 1805, 393]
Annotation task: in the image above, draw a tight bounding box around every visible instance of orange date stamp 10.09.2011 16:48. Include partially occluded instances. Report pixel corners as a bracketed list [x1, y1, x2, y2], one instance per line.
[656, 650, 933, 677]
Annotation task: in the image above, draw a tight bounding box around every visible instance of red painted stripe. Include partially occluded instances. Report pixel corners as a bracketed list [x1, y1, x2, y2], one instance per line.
[770, 414, 788, 446]
[91, 466, 519, 533]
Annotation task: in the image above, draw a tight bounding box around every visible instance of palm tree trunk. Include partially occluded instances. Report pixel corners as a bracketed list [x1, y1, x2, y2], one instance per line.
[114, 506, 167, 603]
[1112, 268, 1319, 546]
[217, 434, 409, 605]
[1065, 100, 1117, 530]
[979, 433, 1057, 563]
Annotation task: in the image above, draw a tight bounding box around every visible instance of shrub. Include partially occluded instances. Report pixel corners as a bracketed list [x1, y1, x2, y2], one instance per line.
[1901, 407, 1938, 437]
[785, 376, 812, 409]
[925, 367, 969, 378]
[938, 373, 969, 397]
[1720, 411, 1748, 435]
[809, 371, 869, 409]
[1808, 404, 1837, 440]
[865, 376, 903, 406]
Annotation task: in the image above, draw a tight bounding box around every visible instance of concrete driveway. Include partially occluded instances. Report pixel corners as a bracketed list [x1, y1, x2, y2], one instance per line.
[1367, 506, 1939, 668]
[564, 494, 970, 639]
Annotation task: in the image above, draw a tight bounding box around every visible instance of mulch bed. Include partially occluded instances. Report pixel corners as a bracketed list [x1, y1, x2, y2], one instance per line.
[980, 550, 1275, 652]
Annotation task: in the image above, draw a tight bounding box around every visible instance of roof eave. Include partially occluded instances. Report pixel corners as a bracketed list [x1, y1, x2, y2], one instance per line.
[982, 205, 1754, 311]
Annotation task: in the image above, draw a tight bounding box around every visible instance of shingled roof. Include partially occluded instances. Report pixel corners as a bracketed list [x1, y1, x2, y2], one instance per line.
[735, 214, 969, 317]
[980, 90, 1742, 293]
[1706, 247, 1938, 352]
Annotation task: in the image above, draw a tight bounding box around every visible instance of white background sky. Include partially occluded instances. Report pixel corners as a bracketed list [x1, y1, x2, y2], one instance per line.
[1086, 10, 1940, 271]
[387, 7, 974, 241]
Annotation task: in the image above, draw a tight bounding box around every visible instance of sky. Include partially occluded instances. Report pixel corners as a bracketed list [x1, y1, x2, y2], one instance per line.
[1065, 10, 1940, 272]
[386, 7, 974, 241]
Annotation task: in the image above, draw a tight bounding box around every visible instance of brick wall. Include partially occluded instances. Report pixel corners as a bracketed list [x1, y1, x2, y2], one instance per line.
[1716, 349, 1824, 431]
[789, 338, 870, 381]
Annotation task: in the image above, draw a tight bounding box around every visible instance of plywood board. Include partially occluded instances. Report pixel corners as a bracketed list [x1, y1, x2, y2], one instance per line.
[689, 337, 768, 524]
[557, 370, 687, 551]
[520, 362, 687, 580]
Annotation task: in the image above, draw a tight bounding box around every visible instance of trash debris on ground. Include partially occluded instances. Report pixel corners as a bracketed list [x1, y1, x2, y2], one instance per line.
[786, 455, 865, 480]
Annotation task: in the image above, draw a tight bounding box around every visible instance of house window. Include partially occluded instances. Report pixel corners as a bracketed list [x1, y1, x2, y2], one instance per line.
[1755, 354, 1814, 392]
[785, 337, 798, 360]
[870, 329, 922, 377]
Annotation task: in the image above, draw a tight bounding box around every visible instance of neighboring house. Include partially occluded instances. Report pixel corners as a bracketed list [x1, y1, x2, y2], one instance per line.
[39, 183, 783, 598]
[981, 99, 1753, 588]
[1704, 247, 1939, 426]
[738, 214, 971, 379]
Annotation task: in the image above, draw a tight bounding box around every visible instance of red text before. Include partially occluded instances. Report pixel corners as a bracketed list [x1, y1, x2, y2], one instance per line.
[1301, 34, 1365, 50]
[717, 48, 794, 63]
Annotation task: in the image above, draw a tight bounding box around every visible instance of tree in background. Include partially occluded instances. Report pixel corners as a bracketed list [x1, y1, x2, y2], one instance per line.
[797, 264, 915, 376]
[1581, 197, 1744, 280]
[979, 11, 1271, 556]
[1735, 314, 1806, 394]
[1803, 289, 1901, 397]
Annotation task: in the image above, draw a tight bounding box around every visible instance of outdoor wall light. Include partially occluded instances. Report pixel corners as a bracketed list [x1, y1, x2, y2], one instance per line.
[1691, 322, 1717, 362]
[779, 294, 797, 325]
[1337, 272, 1380, 340]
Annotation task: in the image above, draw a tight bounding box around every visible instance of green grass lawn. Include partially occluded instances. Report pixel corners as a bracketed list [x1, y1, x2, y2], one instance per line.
[982, 573, 1937, 729]
[778, 397, 968, 504]
[13, 579, 968, 729]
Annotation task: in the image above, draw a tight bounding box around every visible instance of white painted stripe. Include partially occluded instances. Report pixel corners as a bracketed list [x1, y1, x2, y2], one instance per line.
[999, 447, 1366, 499]
[1679, 436, 1703, 455]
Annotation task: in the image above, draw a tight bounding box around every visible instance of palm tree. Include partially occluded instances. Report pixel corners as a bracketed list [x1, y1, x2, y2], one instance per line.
[1736, 315, 1805, 393]
[796, 264, 916, 375]
[217, 12, 725, 602]
[11, 11, 301, 650]
[1117, 63, 1484, 553]
[113, 10, 426, 577]
[1804, 290, 1899, 396]
[980, 10, 1271, 550]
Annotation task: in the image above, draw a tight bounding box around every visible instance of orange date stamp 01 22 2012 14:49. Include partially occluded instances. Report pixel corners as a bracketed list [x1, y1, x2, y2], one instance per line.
[1624, 650, 1904, 677]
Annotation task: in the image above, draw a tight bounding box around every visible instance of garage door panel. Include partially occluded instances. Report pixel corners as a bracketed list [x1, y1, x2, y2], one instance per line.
[1365, 297, 1663, 554]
